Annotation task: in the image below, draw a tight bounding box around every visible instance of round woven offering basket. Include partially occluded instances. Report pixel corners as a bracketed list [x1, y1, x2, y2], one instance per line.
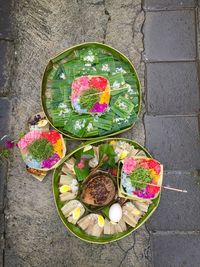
[53, 137, 162, 244]
[41, 42, 141, 140]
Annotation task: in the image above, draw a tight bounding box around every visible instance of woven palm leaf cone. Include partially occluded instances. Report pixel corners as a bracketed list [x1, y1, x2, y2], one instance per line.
[117, 156, 163, 201]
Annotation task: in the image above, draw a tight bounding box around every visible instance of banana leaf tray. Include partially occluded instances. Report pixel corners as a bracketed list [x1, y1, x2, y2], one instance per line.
[53, 137, 161, 244]
[41, 42, 141, 140]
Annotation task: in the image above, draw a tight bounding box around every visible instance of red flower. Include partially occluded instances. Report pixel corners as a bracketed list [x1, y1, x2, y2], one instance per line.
[146, 185, 160, 195]
[41, 131, 61, 144]
[89, 77, 107, 91]
[109, 167, 118, 176]
[147, 159, 161, 174]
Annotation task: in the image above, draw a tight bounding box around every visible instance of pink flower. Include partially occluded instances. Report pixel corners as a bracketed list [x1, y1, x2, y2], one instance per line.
[17, 130, 41, 149]
[71, 76, 90, 102]
[77, 159, 85, 169]
[123, 157, 137, 174]
[140, 160, 149, 169]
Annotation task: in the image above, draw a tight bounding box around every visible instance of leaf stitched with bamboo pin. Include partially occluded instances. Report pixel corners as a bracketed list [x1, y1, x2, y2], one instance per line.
[130, 167, 152, 189]
[28, 138, 54, 161]
[79, 88, 100, 110]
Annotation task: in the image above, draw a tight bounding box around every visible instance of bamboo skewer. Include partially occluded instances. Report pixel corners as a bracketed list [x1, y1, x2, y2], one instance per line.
[48, 86, 133, 103]
[133, 180, 187, 193]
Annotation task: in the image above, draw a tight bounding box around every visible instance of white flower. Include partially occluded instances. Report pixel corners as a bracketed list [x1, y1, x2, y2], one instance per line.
[60, 73, 66, 79]
[87, 122, 94, 132]
[59, 108, 70, 117]
[127, 84, 134, 95]
[85, 63, 92, 67]
[74, 121, 82, 130]
[58, 103, 67, 109]
[118, 102, 127, 110]
[113, 81, 120, 89]
[102, 64, 110, 72]
[124, 94, 129, 99]
[83, 55, 95, 62]
[115, 67, 126, 74]
[74, 119, 86, 130]
[88, 50, 93, 55]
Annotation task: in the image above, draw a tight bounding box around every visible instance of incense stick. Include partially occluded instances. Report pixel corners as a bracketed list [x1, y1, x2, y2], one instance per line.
[47, 86, 130, 102]
[134, 180, 187, 193]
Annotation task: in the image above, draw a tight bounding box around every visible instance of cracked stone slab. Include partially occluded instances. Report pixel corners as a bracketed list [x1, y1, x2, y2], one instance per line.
[143, 10, 196, 61]
[0, 0, 14, 39]
[144, 115, 200, 170]
[0, 41, 14, 96]
[151, 233, 200, 267]
[5, 0, 150, 266]
[143, 0, 197, 10]
[147, 171, 200, 231]
[0, 98, 10, 212]
[146, 62, 200, 115]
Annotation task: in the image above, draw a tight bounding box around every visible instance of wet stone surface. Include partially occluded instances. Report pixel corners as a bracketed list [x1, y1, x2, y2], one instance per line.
[144, 10, 196, 61]
[146, 62, 200, 115]
[151, 233, 200, 267]
[144, 115, 200, 171]
[147, 171, 200, 231]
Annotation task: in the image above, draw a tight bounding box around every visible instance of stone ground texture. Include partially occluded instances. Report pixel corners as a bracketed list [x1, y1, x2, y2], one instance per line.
[1, 0, 200, 266]
[3, 1, 151, 267]
[143, 1, 200, 266]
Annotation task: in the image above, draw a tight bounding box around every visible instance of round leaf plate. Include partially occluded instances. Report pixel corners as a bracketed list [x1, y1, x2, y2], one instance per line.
[42, 42, 141, 139]
[53, 137, 161, 244]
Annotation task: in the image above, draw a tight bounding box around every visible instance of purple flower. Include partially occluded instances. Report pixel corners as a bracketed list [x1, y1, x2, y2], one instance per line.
[5, 140, 15, 149]
[41, 153, 60, 169]
[90, 102, 108, 113]
[134, 188, 155, 199]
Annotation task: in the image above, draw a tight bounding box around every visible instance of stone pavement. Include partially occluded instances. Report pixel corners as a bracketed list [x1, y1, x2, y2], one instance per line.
[0, 0, 199, 266]
[143, 1, 200, 267]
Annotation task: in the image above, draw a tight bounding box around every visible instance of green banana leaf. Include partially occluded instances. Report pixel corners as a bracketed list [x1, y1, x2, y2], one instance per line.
[41, 42, 141, 140]
[53, 137, 161, 244]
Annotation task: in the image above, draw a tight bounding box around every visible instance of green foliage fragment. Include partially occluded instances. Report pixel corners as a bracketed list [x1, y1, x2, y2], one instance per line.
[28, 138, 53, 161]
[130, 168, 151, 189]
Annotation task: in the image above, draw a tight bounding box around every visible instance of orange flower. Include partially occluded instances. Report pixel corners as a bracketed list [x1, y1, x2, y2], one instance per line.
[99, 87, 110, 104]
[150, 169, 160, 184]
[53, 139, 63, 158]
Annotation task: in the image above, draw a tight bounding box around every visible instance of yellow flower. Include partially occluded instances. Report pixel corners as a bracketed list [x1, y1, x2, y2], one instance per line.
[83, 144, 93, 152]
[98, 215, 105, 227]
[37, 119, 48, 127]
[99, 87, 110, 104]
[119, 150, 128, 160]
[73, 207, 81, 220]
[60, 184, 71, 193]
[110, 140, 116, 146]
